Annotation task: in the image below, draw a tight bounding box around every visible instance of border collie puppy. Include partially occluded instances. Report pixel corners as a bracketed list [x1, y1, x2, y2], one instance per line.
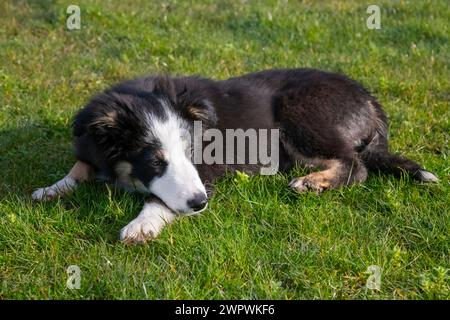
[32, 69, 438, 244]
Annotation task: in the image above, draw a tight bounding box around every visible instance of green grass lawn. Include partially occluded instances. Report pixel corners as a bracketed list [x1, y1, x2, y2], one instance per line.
[0, 0, 449, 299]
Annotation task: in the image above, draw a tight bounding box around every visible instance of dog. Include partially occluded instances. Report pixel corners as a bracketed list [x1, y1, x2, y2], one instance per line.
[32, 68, 438, 244]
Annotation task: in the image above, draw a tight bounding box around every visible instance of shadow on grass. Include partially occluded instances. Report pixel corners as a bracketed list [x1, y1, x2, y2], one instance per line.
[0, 122, 71, 195]
[0, 122, 147, 243]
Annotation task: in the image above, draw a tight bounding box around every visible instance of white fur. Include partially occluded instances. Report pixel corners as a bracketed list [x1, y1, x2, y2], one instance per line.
[146, 104, 207, 213]
[120, 202, 176, 243]
[417, 170, 438, 183]
[32, 176, 77, 201]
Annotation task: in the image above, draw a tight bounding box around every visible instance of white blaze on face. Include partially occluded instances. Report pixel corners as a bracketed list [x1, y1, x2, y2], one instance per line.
[147, 106, 206, 213]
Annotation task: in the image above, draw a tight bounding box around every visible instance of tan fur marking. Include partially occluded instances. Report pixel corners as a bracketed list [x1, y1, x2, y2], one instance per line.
[289, 159, 342, 193]
[93, 111, 118, 127]
[187, 106, 206, 121]
[155, 149, 166, 161]
[115, 161, 147, 192]
[367, 100, 387, 138]
[115, 161, 132, 177]
[67, 161, 93, 182]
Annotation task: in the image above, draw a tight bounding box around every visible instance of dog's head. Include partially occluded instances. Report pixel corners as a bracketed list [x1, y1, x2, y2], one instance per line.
[73, 77, 217, 214]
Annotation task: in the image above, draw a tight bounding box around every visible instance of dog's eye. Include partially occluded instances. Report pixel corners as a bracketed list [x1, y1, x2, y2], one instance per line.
[151, 160, 164, 167]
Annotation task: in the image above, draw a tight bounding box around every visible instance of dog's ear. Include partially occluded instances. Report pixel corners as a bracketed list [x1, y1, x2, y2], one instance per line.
[176, 86, 217, 127]
[73, 93, 145, 158]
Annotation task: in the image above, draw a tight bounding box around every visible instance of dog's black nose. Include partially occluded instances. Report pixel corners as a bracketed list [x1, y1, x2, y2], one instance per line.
[187, 193, 208, 211]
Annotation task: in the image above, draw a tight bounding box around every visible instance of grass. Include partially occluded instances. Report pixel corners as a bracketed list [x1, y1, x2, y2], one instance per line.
[0, 0, 449, 299]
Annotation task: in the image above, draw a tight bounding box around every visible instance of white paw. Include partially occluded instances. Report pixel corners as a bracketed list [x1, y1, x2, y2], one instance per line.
[119, 202, 176, 244]
[289, 177, 309, 193]
[31, 177, 76, 201]
[32, 186, 59, 201]
[120, 216, 162, 244]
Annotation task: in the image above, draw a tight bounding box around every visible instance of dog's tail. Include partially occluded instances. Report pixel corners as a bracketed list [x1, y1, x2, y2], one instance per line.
[359, 131, 438, 182]
[357, 99, 437, 183]
[361, 149, 438, 182]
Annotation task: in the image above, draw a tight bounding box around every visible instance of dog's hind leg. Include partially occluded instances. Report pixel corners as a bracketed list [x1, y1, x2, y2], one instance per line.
[289, 157, 368, 193]
[32, 161, 94, 201]
[120, 198, 177, 244]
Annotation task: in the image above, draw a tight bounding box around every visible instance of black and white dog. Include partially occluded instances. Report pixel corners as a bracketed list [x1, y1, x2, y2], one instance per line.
[32, 69, 438, 243]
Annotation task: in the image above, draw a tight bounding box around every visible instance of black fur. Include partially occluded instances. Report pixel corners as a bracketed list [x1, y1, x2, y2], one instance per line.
[73, 68, 436, 189]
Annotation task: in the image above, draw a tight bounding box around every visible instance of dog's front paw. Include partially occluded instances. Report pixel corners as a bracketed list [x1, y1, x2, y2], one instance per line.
[31, 177, 77, 201]
[32, 186, 60, 201]
[120, 216, 161, 244]
[120, 202, 176, 244]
